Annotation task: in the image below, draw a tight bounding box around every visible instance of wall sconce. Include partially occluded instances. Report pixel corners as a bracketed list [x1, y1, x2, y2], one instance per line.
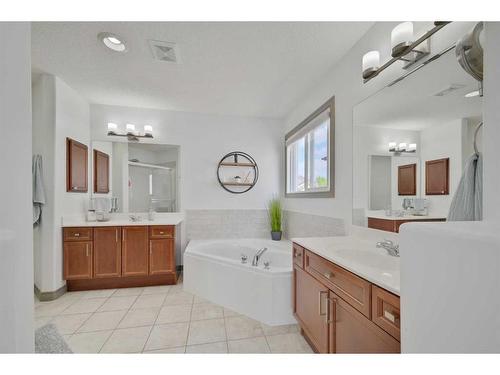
[107, 122, 154, 142]
[362, 51, 380, 80]
[389, 142, 417, 154]
[362, 21, 450, 83]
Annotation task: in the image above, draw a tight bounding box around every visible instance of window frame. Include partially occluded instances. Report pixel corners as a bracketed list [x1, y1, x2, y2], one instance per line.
[285, 96, 335, 198]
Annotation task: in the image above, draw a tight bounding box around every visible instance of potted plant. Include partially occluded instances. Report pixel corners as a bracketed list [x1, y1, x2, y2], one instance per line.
[268, 197, 282, 241]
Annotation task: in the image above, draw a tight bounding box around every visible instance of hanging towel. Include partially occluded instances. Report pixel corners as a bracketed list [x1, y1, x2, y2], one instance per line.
[33, 155, 46, 226]
[447, 153, 483, 221]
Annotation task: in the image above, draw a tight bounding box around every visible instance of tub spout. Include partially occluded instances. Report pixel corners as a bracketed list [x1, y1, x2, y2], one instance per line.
[252, 247, 268, 266]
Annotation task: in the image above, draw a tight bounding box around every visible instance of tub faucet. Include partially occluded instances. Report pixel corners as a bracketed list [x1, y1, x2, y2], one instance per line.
[376, 239, 400, 257]
[252, 247, 268, 266]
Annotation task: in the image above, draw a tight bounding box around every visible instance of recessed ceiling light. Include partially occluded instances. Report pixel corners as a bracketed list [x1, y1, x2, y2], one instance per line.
[98, 32, 127, 53]
[465, 90, 480, 98]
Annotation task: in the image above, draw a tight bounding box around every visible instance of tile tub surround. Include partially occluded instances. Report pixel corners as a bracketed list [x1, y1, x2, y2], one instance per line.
[186, 209, 345, 240]
[34, 280, 312, 354]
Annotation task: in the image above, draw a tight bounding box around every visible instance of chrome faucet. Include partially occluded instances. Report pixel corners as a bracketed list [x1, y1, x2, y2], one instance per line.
[376, 239, 400, 257]
[252, 247, 268, 266]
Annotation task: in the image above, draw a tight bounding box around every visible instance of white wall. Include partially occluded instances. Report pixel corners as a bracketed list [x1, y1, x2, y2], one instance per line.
[283, 22, 477, 223]
[90, 104, 283, 211]
[32, 74, 90, 293]
[420, 119, 464, 217]
[0, 22, 34, 352]
[483, 22, 500, 221]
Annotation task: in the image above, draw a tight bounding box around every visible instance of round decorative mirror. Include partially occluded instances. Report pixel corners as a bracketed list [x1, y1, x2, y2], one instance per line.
[216, 151, 258, 194]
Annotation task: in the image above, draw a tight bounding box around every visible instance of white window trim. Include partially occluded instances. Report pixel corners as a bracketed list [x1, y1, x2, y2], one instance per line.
[285, 96, 335, 198]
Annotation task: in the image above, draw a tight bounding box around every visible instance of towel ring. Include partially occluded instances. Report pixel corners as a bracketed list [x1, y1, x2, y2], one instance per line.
[474, 122, 483, 155]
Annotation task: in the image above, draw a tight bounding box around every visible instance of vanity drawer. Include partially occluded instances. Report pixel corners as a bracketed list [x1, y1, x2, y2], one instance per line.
[149, 225, 175, 239]
[305, 250, 371, 318]
[371, 285, 400, 341]
[63, 227, 93, 242]
[292, 243, 304, 269]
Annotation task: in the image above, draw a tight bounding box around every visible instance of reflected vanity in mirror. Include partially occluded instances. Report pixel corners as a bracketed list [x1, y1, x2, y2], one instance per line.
[353, 47, 482, 232]
[89, 141, 179, 219]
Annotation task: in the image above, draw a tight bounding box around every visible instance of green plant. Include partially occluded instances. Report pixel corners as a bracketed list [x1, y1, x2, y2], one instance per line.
[268, 197, 282, 232]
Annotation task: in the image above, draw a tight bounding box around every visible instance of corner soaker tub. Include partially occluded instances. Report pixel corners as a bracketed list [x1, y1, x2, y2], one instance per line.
[183, 238, 295, 326]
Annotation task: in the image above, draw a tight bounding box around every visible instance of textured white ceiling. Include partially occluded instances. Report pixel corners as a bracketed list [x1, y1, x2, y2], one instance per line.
[31, 22, 373, 118]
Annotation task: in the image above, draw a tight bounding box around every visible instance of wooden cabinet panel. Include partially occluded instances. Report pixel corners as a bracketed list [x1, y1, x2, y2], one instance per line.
[93, 149, 110, 194]
[368, 217, 446, 233]
[305, 250, 371, 318]
[425, 158, 449, 195]
[331, 292, 400, 353]
[67, 138, 88, 193]
[64, 241, 92, 280]
[122, 226, 149, 277]
[149, 225, 174, 239]
[293, 243, 304, 269]
[294, 266, 330, 353]
[371, 285, 401, 341]
[398, 163, 417, 195]
[63, 227, 93, 242]
[149, 239, 175, 275]
[93, 227, 121, 278]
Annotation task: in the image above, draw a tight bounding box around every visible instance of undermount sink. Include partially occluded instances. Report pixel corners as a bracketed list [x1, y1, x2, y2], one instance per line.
[333, 248, 399, 271]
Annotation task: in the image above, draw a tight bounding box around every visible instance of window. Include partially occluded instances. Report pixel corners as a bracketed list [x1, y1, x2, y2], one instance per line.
[285, 97, 334, 197]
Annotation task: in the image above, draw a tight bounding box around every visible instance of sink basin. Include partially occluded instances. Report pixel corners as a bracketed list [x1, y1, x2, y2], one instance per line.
[333, 248, 399, 271]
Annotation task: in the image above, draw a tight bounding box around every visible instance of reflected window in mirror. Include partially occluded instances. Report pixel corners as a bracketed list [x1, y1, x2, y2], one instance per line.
[285, 97, 335, 197]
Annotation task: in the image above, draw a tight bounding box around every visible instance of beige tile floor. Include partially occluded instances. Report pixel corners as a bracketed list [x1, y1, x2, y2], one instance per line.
[34, 279, 313, 354]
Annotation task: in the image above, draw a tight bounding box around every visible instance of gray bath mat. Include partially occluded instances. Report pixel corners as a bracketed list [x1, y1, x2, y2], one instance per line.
[35, 324, 73, 353]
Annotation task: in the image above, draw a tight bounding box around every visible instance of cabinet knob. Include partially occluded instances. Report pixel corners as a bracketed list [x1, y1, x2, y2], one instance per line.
[159, 231, 164, 234]
[323, 272, 333, 279]
[74, 233, 80, 237]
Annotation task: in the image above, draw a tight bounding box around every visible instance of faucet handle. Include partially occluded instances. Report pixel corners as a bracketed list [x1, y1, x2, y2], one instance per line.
[241, 254, 248, 264]
[263, 261, 270, 269]
[383, 239, 394, 245]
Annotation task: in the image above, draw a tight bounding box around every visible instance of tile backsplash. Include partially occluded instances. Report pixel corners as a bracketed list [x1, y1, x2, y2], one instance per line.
[185, 209, 345, 241]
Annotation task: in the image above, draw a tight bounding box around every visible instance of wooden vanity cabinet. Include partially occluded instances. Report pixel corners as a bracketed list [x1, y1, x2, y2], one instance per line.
[63, 240, 93, 280]
[294, 244, 401, 354]
[93, 227, 121, 278]
[64, 225, 177, 291]
[122, 226, 149, 277]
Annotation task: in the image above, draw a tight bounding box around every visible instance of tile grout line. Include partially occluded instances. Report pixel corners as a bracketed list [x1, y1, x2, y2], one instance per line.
[140, 292, 170, 353]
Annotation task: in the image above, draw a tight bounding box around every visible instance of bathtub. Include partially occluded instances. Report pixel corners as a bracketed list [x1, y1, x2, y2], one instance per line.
[183, 238, 295, 326]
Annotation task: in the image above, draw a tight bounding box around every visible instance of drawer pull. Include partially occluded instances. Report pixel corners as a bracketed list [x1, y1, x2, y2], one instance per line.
[318, 290, 328, 316]
[323, 271, 333, 279]
[294, 252, 302, 258]
[326, 297, 337, 324]
[74, 233, 80, 237]
[384, 310, 397, 323]
[86, 244, 89, 257]
[159, 231, 164, 234]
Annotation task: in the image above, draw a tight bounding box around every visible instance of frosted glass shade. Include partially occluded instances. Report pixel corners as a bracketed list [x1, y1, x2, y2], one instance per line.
[107, 122, 117, 131]
[408, 143, 417, 152]
[126, 123, 136, 132]
[398, 142, 407, 151]
[362, 51, 380, 79]
[389, 142, 397, 150]
[391, 22, 413, 57]
[144, 125, 153, 134]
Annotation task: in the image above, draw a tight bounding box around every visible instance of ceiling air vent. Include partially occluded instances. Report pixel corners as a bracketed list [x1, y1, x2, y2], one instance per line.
[148, 40, 180, 63]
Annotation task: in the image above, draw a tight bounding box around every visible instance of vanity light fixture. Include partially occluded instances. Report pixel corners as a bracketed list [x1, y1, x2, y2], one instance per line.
[107, 123, 154, 142]
[389, 142, 416, 154]
[362, 22, 451, 83]
[98, 32, 128, 53]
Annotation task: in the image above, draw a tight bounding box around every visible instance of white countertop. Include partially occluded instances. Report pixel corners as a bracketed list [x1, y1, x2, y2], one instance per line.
[62, 212, 184, 227]
[292, 232, 400, 295]
[367, 212, 446, 221]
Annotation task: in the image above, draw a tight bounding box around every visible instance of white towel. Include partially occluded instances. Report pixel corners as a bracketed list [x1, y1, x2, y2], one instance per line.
[33, 155, 46, 226]
[447, 153, 483, 221]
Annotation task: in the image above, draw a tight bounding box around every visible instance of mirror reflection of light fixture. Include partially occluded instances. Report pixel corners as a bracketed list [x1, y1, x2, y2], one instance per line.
[107, 122, 154, 142]
[362, 51, 380, 80]
[362, 21, 450, 83]
[389, 141, 416, 154]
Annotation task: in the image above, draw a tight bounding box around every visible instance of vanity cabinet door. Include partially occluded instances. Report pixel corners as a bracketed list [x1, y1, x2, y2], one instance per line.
[425, 158, 449, 195]
[93, 149, 110, 194]
[149, 239, 175, 275]
[66, 138, 88, 193]
[93, 227, 122, 278]
[64, 241, 92, 280]
[122, 226, 149, 277]
[294, 266, 330, 353]
[331, 292, 400, 353]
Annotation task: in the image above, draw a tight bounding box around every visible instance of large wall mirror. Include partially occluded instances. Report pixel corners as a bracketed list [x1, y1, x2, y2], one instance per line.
[353, 47, 482, 231]
[90, 141, 180, 213]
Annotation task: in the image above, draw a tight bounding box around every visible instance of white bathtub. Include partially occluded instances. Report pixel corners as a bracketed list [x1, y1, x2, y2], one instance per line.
[183, 238, 296, 326]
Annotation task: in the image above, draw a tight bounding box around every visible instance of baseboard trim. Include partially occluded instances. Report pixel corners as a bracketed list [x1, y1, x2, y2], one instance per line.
[34, 284, 67, 302]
